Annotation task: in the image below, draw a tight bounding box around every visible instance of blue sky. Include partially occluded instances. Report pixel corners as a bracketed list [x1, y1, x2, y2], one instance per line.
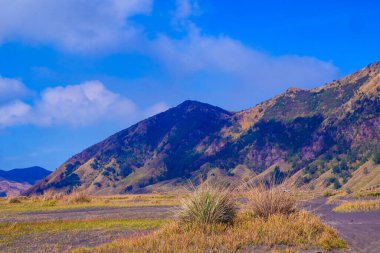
[1, 0, 380, 170]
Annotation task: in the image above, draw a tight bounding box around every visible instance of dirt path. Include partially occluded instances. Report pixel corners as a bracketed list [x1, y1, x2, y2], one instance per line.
[304, 198, 380, 253]
[0, 205, 174, 253]
[0, 205, 174, 223]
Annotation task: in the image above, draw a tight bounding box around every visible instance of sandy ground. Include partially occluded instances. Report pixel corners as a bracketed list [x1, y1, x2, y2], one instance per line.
[305, 198, 380, 253]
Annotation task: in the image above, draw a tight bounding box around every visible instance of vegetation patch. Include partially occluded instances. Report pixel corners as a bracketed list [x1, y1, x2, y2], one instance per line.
[0, 194, 179, 213]
[72, 211, 345, 253]
[245, 182, 297, 218]
[334, 199, 380, 212]
[69, 185, 345, 253]
[177, 184, 237, 224]
[0, 219, 165, 245]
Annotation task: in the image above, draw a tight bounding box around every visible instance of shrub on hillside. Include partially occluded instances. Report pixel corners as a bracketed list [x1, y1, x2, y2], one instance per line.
[177, 184, 237, 224]
[372, 149, 380, 164]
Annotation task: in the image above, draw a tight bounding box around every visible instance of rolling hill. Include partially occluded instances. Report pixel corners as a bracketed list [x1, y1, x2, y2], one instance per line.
[0, 166, 51, 196]
[25, 61, 380, 195]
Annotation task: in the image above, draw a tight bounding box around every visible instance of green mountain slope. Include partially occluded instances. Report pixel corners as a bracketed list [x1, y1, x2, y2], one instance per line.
[25, 61, 380, 195]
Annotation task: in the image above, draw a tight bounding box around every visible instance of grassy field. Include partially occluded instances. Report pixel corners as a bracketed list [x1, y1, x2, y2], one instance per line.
[0, 193, 179, 213]
[0, 193, 176, 252]
[0, 219, 164, 244]
[0, 189, 347, 252]
[334, 199, 380, 212]
[72, 211, 345, 253]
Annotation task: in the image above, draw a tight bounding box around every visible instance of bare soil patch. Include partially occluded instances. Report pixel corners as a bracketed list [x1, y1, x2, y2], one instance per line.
[0, 205, 174, 253]
[304, 198, 380, 253]
[0, 205, 173, 223]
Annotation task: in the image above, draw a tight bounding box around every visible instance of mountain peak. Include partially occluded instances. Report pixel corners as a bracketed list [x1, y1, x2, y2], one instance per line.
[176, 100, 233, 115]
[178, 100, 214, 108]
[25, 61, 380, 195]
[0, 166, 51, 185]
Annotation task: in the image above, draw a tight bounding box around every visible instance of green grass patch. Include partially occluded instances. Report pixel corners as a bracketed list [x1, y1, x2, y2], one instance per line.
[0, 219, 166, 245]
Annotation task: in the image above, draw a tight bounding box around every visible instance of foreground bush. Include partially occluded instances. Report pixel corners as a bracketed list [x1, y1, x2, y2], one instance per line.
[177, 184, 237, 224]
[8, 197, 22, 204]
[72, 211, 346, 253]
[31, 190, 92, 204]
[246, 182, 297, 218]
[66, 191, 92, 204]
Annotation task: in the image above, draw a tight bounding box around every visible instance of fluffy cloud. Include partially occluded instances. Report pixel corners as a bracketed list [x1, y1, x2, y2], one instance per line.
[0, 0, 152, 52]
[0, 100, 31, 127]
[0, 77, 29, 102]
[0, 0, 339, 91]
[172, 0, 200, 26]
[151, 27, 339, 91]
[0, 1, 340, 113]
[0, 79, 169, 128]
[32, 81, 136, 126]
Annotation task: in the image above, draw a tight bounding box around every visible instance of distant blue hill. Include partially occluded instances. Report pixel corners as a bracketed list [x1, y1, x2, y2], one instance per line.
[0, 166, 51, 185]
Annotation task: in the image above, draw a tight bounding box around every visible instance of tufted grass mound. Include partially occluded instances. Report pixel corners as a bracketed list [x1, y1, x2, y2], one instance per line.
[176, 184, 238, 225]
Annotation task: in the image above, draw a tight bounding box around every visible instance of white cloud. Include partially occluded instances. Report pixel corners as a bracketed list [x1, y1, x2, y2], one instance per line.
[0, 0, 339, 93]
[32, 81, 136, 126]
[150, 27, 339, 91]
[0, 77, 29, 102]
[0, 79, 172, 128]
[0, 0, 152, 52]
[0, 100, 31, 127]
[173, 0, 200, 26]
[0, 0, 341, 114]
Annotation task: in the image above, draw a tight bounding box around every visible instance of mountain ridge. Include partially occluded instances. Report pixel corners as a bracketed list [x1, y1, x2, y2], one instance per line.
[0, 166, 51, 197]
[25, 61, 380, 195]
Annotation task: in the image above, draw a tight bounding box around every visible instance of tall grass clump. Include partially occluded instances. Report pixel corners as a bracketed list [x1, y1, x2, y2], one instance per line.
[177, 184, 237, 224]
[39, 190, 65, 201]
[8, 197, 22, 204]
[246, 181, 297, 218]
[65, 191, 92, 204]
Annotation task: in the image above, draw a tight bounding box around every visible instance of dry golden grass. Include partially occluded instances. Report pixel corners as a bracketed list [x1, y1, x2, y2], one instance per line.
[65, 191, 92, 203]
[245, 183, 297, 218]
[334, 199, 380, 212]
[29, 190, 91, 203]
[0, 185, 347, 252]
[71, 211, 345, 253]
[69, 184, 345, 253]
[177, 184, 237, 224]
[0, 193, 180, 213]
[36, 189, 65, 201]
[7, 197, 23, 204]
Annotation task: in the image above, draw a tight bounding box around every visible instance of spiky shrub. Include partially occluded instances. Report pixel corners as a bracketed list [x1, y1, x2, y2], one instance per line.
[373, 148, 380, 164]
[8, 197, 22, 204]
[246, 182, 297, 218]
[39, 190, 65, 201]
[177, 184, 237, 224]
[65, 191, 91, 203]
